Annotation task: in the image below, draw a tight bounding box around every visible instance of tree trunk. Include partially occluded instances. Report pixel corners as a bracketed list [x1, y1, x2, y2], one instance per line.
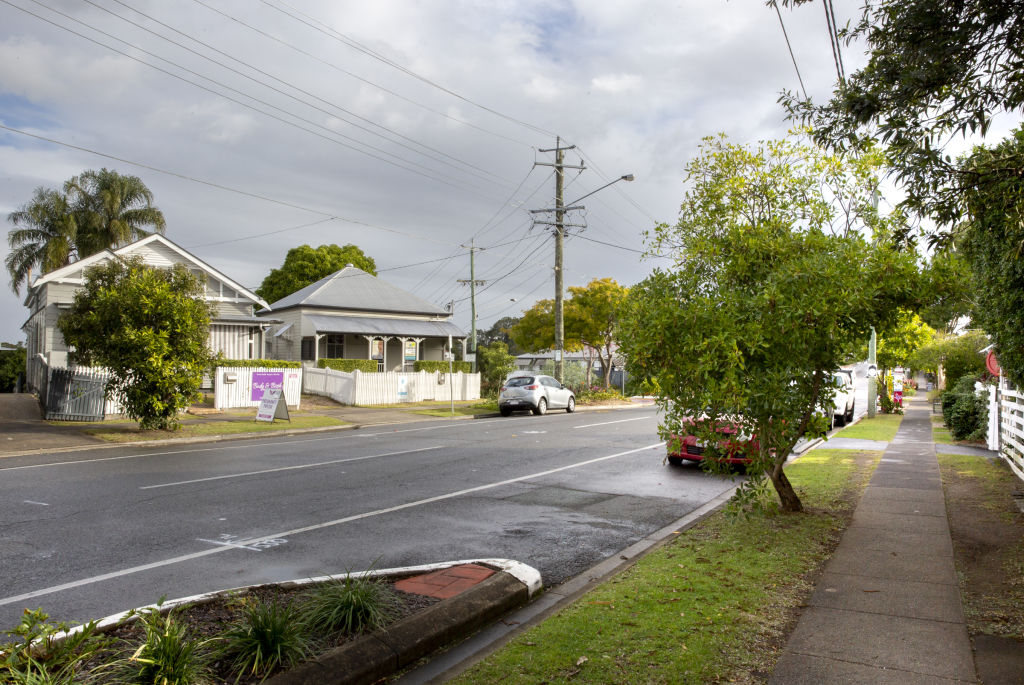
[768, 464, 803, 512]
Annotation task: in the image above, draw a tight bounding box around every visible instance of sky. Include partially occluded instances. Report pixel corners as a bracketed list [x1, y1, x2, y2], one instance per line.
[0, 0, 862, 345]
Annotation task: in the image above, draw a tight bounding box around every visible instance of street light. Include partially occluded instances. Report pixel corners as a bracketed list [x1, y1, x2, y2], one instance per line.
[530, 173, 635, 382]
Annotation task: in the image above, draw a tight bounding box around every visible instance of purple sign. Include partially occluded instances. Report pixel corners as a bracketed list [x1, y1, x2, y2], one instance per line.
[251, 371, 284, 401]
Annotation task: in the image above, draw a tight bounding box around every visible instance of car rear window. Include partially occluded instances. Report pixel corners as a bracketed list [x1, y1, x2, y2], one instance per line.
[506, 377, 534, 387]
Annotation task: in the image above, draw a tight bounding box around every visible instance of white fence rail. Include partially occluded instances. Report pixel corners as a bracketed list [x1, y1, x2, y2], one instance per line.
[213, 366, 303, 410]
[998, 384, 1024, 482]
[303, 367, 480, 405]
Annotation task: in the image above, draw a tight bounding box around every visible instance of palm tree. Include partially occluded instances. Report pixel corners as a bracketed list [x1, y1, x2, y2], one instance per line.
[65, 168, 166, 256]
[5, 187, 78, 294]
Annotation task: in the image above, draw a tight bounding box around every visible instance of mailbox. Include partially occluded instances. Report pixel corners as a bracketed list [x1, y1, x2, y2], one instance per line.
[223, 371, 237, 384]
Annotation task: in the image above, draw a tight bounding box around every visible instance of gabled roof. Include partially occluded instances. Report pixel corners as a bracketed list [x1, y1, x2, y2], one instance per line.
[27, 234, 268, 309]
[267, 265, 448, 316]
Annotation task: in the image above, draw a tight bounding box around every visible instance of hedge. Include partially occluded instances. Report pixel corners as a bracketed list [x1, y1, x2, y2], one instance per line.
[214, 359, 302, 368]
[415, 360, 472, 373]
[318, 358, 379, 372]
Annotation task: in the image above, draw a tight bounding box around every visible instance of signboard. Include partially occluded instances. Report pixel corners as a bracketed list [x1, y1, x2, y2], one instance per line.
[256, 388, 290, 422]
[404, 340, 417, 361]
[465, 353, 476, 362]
[398, 376, 408, 398]
[372, 339, 384, 360]
[251, 371, 284, 402]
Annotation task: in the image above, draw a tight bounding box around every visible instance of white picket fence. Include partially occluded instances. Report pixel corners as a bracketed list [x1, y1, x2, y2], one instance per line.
[213, 366, 303, 410]
[995, 382, 1024, 482]
[303, 366, 480, 405]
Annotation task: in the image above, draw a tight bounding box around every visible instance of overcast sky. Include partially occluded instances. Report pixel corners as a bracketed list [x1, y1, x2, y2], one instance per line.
[0, 0, 861, 345]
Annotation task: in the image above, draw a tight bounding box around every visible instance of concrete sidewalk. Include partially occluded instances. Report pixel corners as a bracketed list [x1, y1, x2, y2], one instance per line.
[771, 399, 977, 683]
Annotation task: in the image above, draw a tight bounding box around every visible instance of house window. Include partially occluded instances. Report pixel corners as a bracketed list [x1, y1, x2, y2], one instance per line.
[301, 337, 316, 361]
[325, 334, 345, 359]
[248, 327, 257, 359]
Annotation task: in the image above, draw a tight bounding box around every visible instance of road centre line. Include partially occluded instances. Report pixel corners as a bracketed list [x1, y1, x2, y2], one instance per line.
[0, 441, 665, 609]
[574, 416, 652, 429]
[139, 446, 444, 490]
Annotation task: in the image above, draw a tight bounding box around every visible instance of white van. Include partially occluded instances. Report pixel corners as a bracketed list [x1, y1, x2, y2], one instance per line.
[829, 370, 856, 426]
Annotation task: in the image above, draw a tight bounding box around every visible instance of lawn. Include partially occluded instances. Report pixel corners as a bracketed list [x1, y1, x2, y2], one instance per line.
[834, 413, 903, 441]
[84, 415, 346, 442]
[411, 400, 498, 417]
[451, 448, 880, 684]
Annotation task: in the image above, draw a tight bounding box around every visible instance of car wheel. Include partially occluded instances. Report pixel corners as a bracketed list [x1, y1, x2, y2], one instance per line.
[533, 397, 547, 416]
[667, 456, 683, 466]
[847, 402, 855, 422]
[566, 396, 575, 413]
[500, 407, 512, 417]
[834, 412, 846, 427]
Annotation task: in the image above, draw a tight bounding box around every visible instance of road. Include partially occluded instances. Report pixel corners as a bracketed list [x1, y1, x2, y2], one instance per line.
[0, 406, 740, 631]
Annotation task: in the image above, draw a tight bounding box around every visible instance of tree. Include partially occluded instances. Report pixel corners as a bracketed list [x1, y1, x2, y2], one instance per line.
[0, 343, 26, 392]
[876, 309, 935, 372]
[909, 330, 989, 389]
[618, 135, 918, 512]
[58, 258, 215, 430]
[918, 251, 974, 334]
[5, 187, 78, 294]
[776, 0, 1024, 233]
[566, 278, 629, 388]
[476, 341, 516, 395]
[256, 244, 377, 304]
[65, 169, 166, 256]
[478, 316, 521, 354]
[959, 129, 1024, 386]
[510, 299, 562, 354]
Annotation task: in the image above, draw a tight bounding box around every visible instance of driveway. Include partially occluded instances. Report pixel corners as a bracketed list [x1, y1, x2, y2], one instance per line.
[0, 394, 106, 454]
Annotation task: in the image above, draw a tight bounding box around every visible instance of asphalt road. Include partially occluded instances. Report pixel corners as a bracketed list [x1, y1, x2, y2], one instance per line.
[0, 406, 739, 631]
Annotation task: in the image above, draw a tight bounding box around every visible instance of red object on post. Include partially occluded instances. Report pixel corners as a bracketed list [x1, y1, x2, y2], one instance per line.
[986, 350, 1002, 377]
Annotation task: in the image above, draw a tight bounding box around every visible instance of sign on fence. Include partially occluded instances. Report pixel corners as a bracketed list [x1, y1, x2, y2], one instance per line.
[251, 371, 284, 401]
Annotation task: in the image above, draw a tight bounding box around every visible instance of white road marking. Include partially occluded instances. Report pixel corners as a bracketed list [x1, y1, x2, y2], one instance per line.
[574, 417, 652, 429]
[139, 446, 443, 490]
[22, 500, 49, 506]
[0, 441, 665, 608]
[195, 538, 262, 552]
[354, 418, 504, 437]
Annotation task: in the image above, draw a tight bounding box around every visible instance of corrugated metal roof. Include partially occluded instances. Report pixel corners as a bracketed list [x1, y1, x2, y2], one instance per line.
[305, 314, 465, 338]
[268, 266, 449, 316]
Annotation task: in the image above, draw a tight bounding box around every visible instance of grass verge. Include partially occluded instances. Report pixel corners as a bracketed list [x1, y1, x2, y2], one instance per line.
[834, 413, 903, 441]
[411, 401, 498, 417]
[84, 415, 346, 442]
[452, 448, 880, 684]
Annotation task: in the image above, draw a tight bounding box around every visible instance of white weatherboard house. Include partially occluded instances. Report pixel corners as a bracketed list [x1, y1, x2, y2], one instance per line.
[21, 234, 270, 390]
[259, 265, 466, 370]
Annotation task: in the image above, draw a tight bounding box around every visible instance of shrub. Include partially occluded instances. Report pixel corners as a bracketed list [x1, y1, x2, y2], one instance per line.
[414, 360, 472, 374]
[318, 358, 378, 373]
[300, 575, 400, 635]
[0, 609, 109, 685]
[942, 374, 989, 442]
[217, 599, 308, 682]
[578, 387, 623, 403]
[215, 359, 301, 368]
[111, 607, 210, 685]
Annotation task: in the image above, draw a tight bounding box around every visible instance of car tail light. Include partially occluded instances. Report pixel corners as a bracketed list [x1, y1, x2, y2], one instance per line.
[526, 384, 539, 390]
[499, 386, 507, 392]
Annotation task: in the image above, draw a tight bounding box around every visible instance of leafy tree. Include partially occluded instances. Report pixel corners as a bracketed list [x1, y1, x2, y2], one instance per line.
[58, 258, 215, 430]
[478, 316, 521, 354]
[618, 135, 917, 512]
[566, 278, 629, 388]
[65, 168, 166, 256]
[5, 187, 78, 294]
[0, 343, 26, 392]
[917, 251, 974, 334]
[476, 341, 516, 395]
[256, 244, 377, 304]
[959, 129, 1024, 386]
[876, 309, 935, 372]
[510, 299, 563, 354]
[908, 330, 989, 389]
[776, 0, 1024, 232]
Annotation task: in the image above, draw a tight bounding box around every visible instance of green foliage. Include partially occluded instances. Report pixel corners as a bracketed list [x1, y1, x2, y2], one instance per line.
[509, 299, 559, 354]
[875, 310, 935, 372]
[215, 359, 301, 369]
[318, 358, 378, 373]
[0, 344, 26, 392]
[300, 576, 400, 635]
[57, 258, 215, 430]
[618, 134, 918, 511]
[414, 360, 472, 373]
[1, 609, 109, 685]
[877, 373, 904, 415]
[577, 387, 623, 403]
[65, 169, 166, 257]
[539, 360, 586, 393]
[918, 251, 974, 333]
[256, 244, 376, 304]
[111, 607, 210, 685]
[477, 316, 521, 354]
[476, 341, 516, 396]
[909, 330, 989, 385]
[941, 374, 988, 441]
[566, 278, 629, 388]
[217, 599, 308, 682]
[5, 188, 78, 294]
[959, 128, 1024, 387]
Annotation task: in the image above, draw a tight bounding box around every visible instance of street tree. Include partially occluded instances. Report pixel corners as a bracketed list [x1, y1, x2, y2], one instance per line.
[65, 168, 166, 256]
[618, 135, 918, 512]
[58, 258, 215, 430]
[476, 341, 516, 395]
[6, 187, 79, 294]
[918, 250, 975, 334]
[478, 316, 521, 354]
[876, 309, 935, 372]
[510, 299, 562, 354]
[909, 330, 989, 389]
[566, 278, 629, 388]
[257, 244, 377, 304]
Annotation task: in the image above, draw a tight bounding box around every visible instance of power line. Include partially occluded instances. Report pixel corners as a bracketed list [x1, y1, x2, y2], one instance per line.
[822, 0, 845, 84]
[262, 0, 556, 138]
[0, 123, 462, 247]
[774, 2, 809, 100]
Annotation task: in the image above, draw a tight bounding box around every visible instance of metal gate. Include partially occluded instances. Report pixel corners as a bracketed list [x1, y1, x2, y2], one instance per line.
[45, 367, 109, 421]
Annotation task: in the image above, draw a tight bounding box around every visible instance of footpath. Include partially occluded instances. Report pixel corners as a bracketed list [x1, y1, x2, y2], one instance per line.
[771, 399, 977, 683]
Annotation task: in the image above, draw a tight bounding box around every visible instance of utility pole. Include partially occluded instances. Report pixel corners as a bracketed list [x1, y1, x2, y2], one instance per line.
[534, 137, 585, 382]
[457, 240, 486, 372]
[868, 326, 877, 418]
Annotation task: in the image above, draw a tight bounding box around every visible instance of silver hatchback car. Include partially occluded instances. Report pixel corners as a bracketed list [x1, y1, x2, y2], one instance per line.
[498, 374, 576, 416]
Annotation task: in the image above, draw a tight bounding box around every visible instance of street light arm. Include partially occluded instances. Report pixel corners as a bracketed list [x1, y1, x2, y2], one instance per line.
[565, 174, 635, 207]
